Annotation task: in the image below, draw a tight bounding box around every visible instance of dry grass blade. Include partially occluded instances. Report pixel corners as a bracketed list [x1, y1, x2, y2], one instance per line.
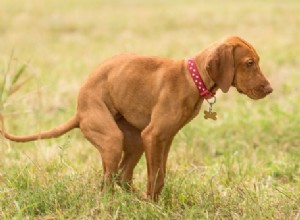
[7, 63, 28, 97]
[0, 50, 14, 104]
[0, 71, 8, 104]
[0, 112, 5, 137]
[0, 113, 3, 127]
[7, 77, 31, 97]
[0, 60, 29, 107]
[12, 63, 27, 85]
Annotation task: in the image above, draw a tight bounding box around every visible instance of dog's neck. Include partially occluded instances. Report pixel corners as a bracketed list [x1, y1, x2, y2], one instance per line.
[194, 52, 218, 93]
[184, 52, 218, 99]
[187, 58, 216, 99]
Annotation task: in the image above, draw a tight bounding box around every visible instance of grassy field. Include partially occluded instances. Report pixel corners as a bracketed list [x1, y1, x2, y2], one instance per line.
[1, 0, 300, 219]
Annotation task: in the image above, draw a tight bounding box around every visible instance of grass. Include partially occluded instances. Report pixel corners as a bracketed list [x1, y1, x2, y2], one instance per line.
[1, 0, 300, 219]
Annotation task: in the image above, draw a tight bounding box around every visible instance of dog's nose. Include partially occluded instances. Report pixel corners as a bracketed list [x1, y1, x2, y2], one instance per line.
[264, 84, 273, 94]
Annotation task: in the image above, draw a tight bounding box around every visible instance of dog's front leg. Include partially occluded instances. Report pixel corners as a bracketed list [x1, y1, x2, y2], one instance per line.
[141, 109, 178, 202]
[142, 128, 170, 202]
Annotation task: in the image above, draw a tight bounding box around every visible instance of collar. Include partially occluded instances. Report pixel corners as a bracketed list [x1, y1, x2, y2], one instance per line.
[187, 58, 215, 99]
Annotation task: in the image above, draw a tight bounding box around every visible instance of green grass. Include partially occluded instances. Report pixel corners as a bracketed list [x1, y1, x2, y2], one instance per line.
[1, 0, 300, 219]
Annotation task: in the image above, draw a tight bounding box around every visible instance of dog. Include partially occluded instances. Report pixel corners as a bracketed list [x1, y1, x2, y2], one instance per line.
[0, 36, 272, 201]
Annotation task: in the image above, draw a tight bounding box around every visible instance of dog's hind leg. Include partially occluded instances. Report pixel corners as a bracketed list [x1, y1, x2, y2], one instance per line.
[117, 119, 144, 191]
[79, 104, 124, 193]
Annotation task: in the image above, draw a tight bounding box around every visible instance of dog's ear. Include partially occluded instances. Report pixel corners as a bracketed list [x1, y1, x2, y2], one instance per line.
[206, 44, 235, 93]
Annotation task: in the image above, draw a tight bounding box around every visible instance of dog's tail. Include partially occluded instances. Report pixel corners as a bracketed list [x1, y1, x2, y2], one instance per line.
[0, 114, 79, 142]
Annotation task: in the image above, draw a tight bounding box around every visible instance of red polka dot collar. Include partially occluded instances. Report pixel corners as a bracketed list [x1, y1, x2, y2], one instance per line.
[187, 58, 215, 99]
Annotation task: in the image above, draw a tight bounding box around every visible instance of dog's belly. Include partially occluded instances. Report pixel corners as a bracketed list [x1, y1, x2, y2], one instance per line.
[108, 72, 159, 130]
[116, 105, 151, 130]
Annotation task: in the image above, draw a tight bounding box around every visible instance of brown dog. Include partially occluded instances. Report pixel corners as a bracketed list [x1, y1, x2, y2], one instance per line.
[1, 36, 272, 201]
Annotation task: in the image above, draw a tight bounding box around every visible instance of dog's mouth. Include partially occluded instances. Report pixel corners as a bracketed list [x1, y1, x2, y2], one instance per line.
[237, 85, 273, 100]
[236, 87, 245, 95]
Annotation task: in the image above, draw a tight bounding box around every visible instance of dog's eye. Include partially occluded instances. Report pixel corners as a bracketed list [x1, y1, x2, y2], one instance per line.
[246, 59, 254, 67]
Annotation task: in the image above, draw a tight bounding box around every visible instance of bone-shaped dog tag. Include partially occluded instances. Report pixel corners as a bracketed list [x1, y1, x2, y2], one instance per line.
[204, 110, 217, 120]
[204, 96, 217, 120]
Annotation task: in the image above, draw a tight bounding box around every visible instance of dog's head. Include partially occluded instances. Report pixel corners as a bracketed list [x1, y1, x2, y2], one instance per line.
[205, 36, 272, 99]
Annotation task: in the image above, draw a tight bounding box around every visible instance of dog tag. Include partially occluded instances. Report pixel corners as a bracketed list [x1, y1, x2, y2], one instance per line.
[204, 97, 217, 120]
[204, 110, 217, 120]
